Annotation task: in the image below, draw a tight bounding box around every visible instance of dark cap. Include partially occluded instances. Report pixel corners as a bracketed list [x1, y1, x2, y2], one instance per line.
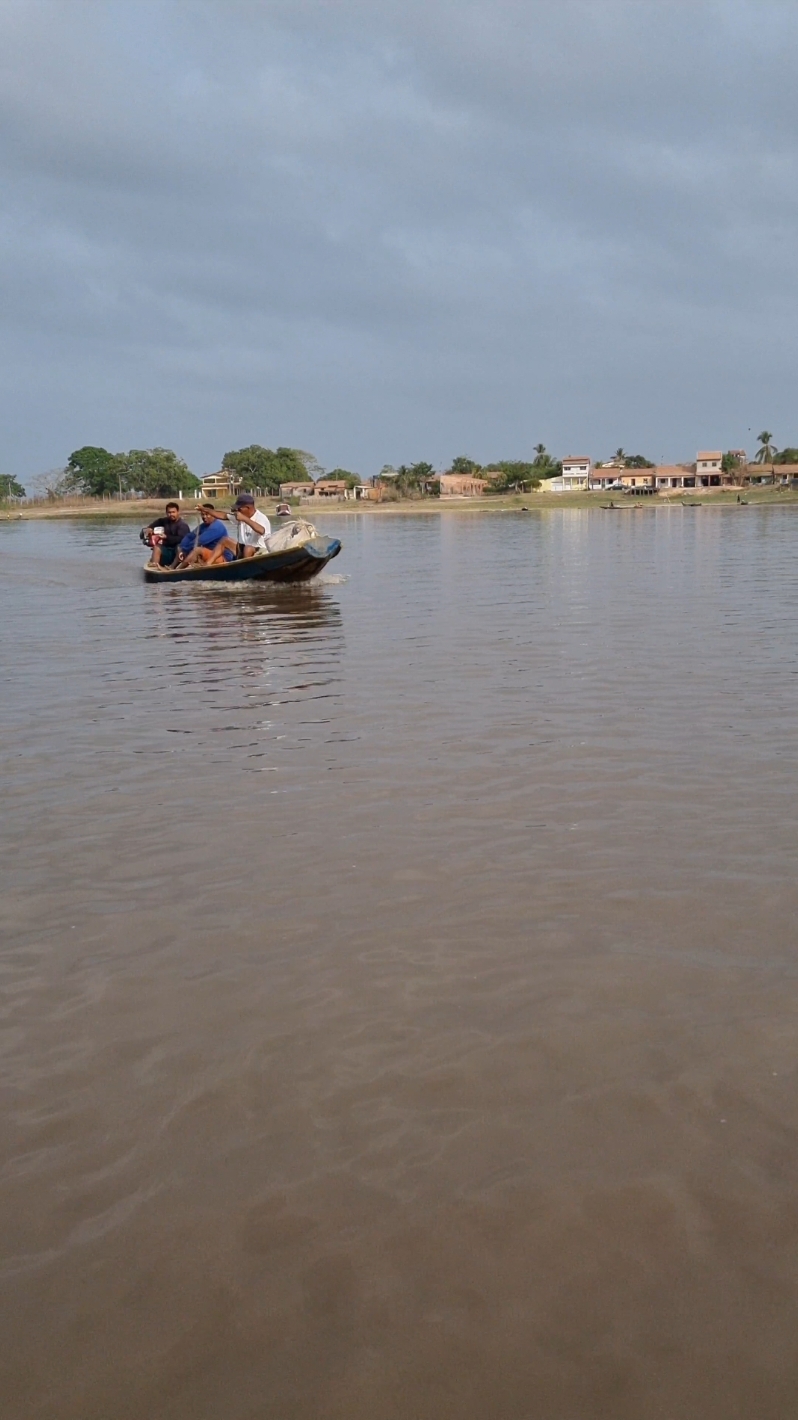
[234, 492, 255, 507]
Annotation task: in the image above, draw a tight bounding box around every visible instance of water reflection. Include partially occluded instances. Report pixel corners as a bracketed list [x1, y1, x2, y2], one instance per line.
[144, 581, 344, 644]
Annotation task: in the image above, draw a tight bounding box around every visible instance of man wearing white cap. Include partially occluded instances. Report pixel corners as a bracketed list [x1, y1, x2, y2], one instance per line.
[233, 492, 271, 557]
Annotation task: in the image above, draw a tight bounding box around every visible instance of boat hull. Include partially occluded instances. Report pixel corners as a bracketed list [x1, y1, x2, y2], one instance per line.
[143, 536, 341, 584]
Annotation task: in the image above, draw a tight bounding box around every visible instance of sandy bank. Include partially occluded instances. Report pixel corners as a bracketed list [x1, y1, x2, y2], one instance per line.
[4, 489, 798, 521]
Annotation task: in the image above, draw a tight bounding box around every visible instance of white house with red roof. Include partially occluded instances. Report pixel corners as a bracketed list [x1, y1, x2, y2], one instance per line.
[549, 456, 591, 492]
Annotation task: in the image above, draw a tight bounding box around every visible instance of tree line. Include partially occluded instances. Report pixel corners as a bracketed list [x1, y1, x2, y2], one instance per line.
[8, 433, 793, 504]
[25, 444, 568, 500]
[40, 444, 317, 499]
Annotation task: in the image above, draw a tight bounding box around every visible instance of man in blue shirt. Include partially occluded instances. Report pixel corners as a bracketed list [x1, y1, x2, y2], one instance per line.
[174, 504, 236, 569]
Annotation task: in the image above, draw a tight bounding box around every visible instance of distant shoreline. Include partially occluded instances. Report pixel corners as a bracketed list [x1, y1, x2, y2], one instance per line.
[4, 488, 798, 521]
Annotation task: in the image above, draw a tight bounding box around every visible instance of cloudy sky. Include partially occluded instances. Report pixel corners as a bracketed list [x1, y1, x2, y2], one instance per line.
[2, 0, 797, 480]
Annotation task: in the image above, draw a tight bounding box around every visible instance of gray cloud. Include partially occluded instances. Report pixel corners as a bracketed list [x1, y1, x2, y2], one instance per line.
[2, 0, 798, 478]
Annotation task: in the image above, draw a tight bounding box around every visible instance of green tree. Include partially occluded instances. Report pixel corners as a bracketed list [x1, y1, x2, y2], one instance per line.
[0, 474, 26, 499]
[450, 455, 482, 474]
[485, 460, 541, 492]
[220, 445, 313, 497]
[221, 445, 273, 488]
[222, 445, 312, 494]
[115, 448, 198, 498]
[773, 447, 798, 464]
[755, 431, 777, 463]
[66, 446, 119, 496]
[722, 451, 748, 481]
[624, 453, 655, 468]
[410, 461, 435, 480]
[394, 461, 437, 497]
[532, 444, 557, 469]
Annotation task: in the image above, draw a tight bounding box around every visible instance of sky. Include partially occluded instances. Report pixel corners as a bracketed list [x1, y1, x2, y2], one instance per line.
[2, 0, 798, 482]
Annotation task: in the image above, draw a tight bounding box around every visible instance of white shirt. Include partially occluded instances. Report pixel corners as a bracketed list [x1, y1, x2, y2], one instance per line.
[237, 508, 271, 548]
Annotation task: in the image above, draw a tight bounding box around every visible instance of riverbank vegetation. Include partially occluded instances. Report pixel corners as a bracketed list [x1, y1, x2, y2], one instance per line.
[41, 446, 201, 499]
[4, 434, 798, 510]
[220, 446, 313, 493]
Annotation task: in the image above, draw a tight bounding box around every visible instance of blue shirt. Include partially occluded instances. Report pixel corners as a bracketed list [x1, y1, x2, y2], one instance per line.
[180, 518, 229, 555]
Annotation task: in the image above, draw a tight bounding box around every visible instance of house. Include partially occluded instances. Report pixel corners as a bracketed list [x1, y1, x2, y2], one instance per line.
[560, 457, 591, 491]
[745, 462, 798, 486]
[201, 470, 241, 498]
[744, 464, 773, 485]
[695, 454, 731, 487]
[279, 481, 315, 500]
[589, 467, 623, 491]
[696, 451, 723, 481]
[547, 457, 591, 493]
[312, 479, 348, 497]
[619, 470, 656, 494]
[438, 474, 489, 497]
[279, 478, 353, 500]
[655, 465, 697, 490]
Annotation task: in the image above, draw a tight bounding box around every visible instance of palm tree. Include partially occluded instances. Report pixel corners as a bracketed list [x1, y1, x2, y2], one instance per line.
[532, 443, 550, 467]
[614, 447, 627, 463]
[755, 431, 777, 464]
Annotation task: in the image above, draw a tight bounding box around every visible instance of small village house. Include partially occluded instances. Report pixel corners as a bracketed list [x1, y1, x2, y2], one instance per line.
[279, 481, 315, 500]
[774, 463, 798, 485]
[589, 465, 623, 491]
[279, 478, 361, 502]
[559, 457, 591, 492]
[656, 455, 737, 492]
[619, 470, 656, 494]
[201, 471, 242, 498]
[655, 465, 696, 490]
[313, 479, 351, 498]
[695, 451, 723, 484]
[745, 462, 798, 486]
[438, 473, 489, 497]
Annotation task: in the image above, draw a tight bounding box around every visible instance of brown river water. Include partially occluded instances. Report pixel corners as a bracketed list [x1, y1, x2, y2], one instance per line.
[1, 508, 798, 1419]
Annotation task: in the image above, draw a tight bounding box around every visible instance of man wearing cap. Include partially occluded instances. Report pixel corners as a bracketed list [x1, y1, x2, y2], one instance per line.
[233, 492, 271, 557]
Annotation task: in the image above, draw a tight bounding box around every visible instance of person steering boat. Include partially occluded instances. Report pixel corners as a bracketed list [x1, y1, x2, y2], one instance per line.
[232, 492, 271, 556]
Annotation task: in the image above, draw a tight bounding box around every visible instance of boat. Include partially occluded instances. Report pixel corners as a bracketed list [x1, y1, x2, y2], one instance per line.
[600, 502, 641, 510]
[144, 534, 341, 584]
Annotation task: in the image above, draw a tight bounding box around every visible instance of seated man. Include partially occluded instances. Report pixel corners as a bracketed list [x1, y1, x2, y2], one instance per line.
[141, 502, 190, 568]
[174, 504, 236, 569]
[233, 492, 271, 557]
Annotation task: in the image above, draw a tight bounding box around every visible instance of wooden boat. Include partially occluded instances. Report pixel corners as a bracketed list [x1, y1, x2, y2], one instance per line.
[600, 502, 641, 510]
[143, 535, 341, 584]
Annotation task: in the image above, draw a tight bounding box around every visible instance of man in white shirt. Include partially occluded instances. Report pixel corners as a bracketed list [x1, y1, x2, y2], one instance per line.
[232, 492, 271, 557]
